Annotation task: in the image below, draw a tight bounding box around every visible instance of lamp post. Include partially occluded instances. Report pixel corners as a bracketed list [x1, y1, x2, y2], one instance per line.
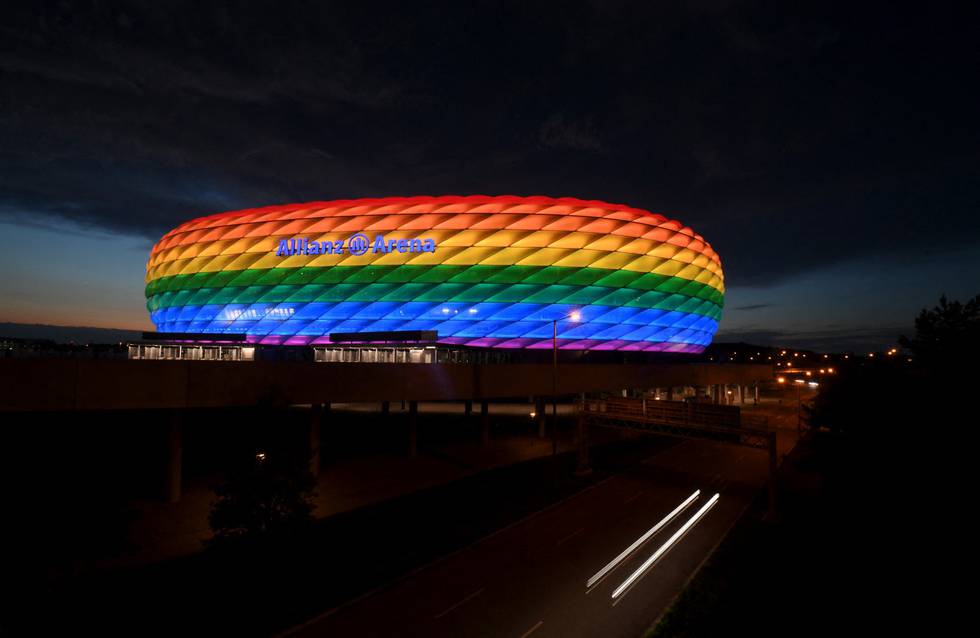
[794, 379, 804, 435]
[552, 310, 581, 457]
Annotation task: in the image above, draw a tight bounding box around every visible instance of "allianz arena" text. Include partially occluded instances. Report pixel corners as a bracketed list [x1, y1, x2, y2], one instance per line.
[275, 233, 437, 256]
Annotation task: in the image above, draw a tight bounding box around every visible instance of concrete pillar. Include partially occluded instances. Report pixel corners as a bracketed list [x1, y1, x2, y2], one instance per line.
[667, 387, 674, 401]
[767, 431, 778, 520]
[480, 400, 489, 445]
[464, 400, 473, 417]
[575, 408, 591, 476]
[165, 411, 182, 503]
[754, 384, 760, 405]
[381, 401, 390, 416]
[408, 401, 418, 456]
[309, 403, 322, 478]
[535, 396, 546, 438]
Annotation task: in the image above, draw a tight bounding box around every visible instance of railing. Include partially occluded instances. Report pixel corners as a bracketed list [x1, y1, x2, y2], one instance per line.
[578, 396, 779, 516]
[579, 397, 772, 450]
[582, 397, 741, 426]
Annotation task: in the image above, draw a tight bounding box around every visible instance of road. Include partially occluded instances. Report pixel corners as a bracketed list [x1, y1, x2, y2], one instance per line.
[286, 433, 778, 638]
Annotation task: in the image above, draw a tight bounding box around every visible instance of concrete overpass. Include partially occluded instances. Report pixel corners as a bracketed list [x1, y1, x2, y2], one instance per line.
[0, 358, 772, 502]
[0, 359, 771, 411]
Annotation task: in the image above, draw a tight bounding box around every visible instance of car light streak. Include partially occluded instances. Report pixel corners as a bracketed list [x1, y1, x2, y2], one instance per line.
[611, 493, 720, 600]
[586, 490, 700, 589]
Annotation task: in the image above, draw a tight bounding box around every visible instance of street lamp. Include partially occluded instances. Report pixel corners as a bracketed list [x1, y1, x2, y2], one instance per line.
[552, 310, 581, 456]
[794, 379, 805, 434]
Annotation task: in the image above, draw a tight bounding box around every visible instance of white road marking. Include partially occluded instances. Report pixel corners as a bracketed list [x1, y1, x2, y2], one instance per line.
[586, 490, 700, 589]
[624, 489, 647, 505]
[611, 493, 720, 600]
[433, 587, 484, 619]
[519, 620, 544, 637]
[557, 527, 585, 547]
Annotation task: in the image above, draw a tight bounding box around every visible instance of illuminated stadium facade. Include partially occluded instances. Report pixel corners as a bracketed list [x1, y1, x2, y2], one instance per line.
[145, 196, 724, 353]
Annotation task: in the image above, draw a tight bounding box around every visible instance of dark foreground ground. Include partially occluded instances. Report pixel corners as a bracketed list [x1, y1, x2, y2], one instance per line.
[1, 415, 671, 637]
[648, 428, 962, 637]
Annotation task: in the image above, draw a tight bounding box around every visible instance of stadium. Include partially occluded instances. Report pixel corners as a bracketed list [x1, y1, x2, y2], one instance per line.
[145, 196, 724, 353]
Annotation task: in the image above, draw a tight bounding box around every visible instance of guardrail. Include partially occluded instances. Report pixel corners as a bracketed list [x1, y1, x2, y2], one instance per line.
[583, 397, 741, 427]
[578, 397, 778, 515]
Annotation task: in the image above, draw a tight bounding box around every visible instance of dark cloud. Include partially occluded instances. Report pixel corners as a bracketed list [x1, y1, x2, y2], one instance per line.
[1, 0, 978, 285]
[538, 114, 605, 153]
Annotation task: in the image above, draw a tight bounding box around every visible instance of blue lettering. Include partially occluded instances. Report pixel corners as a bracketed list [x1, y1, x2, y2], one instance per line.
[274, 234, 435, 255]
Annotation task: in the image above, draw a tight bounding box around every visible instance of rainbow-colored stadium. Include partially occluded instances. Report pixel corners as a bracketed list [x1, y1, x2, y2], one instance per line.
[145, 196, 724, 352]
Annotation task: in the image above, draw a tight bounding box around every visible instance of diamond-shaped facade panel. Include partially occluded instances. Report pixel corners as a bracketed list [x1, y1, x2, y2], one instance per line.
[146, 196, 725, 352]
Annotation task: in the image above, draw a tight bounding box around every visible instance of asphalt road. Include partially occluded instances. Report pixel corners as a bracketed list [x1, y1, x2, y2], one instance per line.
[286, 435, 773, 638]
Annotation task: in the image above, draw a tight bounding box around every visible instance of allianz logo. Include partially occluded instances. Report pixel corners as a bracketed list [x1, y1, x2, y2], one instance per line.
[275, 233, 437, 257]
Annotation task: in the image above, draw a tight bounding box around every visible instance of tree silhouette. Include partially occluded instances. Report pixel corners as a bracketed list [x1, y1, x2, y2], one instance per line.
[899, 293, 980, 372]
[208, 401, 317, 550]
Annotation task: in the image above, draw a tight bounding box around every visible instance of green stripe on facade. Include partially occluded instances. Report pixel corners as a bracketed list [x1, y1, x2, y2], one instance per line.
[147, 264, 724, 304]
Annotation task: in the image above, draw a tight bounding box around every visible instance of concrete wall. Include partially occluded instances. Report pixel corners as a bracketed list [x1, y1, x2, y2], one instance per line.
[0, 359, 772, 412]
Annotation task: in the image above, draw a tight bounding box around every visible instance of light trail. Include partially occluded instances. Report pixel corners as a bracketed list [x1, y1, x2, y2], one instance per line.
[611, 493, 720, 600]
[586, 490, 701, 589]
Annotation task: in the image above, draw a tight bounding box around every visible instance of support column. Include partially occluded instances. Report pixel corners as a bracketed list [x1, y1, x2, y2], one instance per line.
[309, 403, 322, 478]
[381, 401, 390, 416]
[535, 396, 546, 438]
[165, 410, 182, 503]
[480, 400, 489, 446]
[767, 431, 778, 520]
[408, 401, 418, 457]
[464, 400, 473, 417]
[667, 387, 674, 402]
[575, 408, 591, 476]
[754, 384, 760, 405]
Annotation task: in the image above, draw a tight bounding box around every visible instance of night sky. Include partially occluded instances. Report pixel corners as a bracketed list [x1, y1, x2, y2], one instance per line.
[2, 2, 978, 351]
